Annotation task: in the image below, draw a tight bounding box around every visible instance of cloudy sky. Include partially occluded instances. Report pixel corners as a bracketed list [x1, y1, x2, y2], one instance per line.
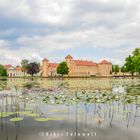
[0, 0, 140, 66]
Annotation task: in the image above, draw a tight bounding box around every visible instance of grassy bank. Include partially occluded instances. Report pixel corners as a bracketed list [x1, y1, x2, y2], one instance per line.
[0, 76, 8, 80]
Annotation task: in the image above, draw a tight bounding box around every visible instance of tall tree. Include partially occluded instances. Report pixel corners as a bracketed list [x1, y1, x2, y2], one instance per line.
[133, 48, 140, 75]
[121, 66, 126, 75]
[0, 65, 7, 76]
[27, 62, 40, 77]
[134, 55, 140, 75]
[112, 65, 119, 75]
[21, 59, 29, 76]
[57, 61, 69, 76]
[124, 55, 135, 77]
[132, 48, 140, 56]
[123, 48, 140, 77]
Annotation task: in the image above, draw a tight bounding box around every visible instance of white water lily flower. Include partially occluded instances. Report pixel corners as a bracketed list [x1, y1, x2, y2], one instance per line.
[116, 96, 119, 99]
[97, 99, 101, 103]
[50, 100, 55, 104]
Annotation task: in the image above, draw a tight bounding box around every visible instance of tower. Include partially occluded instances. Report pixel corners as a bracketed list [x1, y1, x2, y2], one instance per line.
[98, 60, 112, 76]
[65, 54, 73, 76]
[42, 58, 49, 77]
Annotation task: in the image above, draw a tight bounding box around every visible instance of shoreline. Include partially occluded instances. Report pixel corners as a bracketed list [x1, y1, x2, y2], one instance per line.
[0, 75, 139, 80]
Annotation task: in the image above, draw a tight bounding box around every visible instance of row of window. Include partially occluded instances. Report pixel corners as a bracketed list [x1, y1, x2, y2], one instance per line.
[8, 72, 24, 77]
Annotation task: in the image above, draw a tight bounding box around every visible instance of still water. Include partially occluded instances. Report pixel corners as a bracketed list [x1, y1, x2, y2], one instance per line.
[0, 78, 140, 140]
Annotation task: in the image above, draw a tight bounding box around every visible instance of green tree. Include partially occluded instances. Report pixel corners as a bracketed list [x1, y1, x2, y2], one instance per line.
[123, 48, 140, 77]
[57, 61, 69, 76]
[124, 55, 135, 77]
[112, 65, 119, 75]
[121, 66, 126, 76]
[121, 66, 125, 73]
[132, 48, 140, 56]
[27, 62, 40, 77]
[21, 59, 29, 76]
[0, 65, 7, 76]
[133, 48, 140, 75]
[134, 55, 140, 75]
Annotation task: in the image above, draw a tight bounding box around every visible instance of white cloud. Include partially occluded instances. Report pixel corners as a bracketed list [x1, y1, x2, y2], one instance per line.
[0, 0, 72, 26]
[0, 0, 139, 27]
[0, 39, 42, 65]
[0, 39, 10, 47]
[0, 0, 140, 65]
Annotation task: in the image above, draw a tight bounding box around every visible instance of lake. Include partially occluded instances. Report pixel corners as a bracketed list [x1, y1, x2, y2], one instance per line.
[0, 78, 140, 140]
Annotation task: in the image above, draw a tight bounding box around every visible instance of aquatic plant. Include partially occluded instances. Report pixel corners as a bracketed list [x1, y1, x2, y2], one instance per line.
[0, 112, 9, 118]
[34, 117, 64, 122]
[35, 118, 50, 122]
[23, 82, 40, 89]
[10, 117, 24, 122]
[49, 109, 67, 113]
[42, 88, 138, 105]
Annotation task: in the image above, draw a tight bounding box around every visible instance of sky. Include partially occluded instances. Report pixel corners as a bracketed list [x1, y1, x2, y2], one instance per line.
[0, 0, 140, 66]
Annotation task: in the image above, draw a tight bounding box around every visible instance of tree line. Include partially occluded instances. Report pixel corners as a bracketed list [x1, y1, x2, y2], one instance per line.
[0, 60, 40, 77]
[112, 48, 140, 77]
[0, 65, 7, 76]
[0, 60, 69, 77]
[0, 48, 139, 77]
[21, 60, 69, 77]
[21, 60, 40, 77]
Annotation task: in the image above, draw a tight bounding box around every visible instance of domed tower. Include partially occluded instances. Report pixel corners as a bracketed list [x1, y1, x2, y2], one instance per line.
[65, 54, 73, 76]
[98, 60, 112, 76]
[42, 58, 49, 77]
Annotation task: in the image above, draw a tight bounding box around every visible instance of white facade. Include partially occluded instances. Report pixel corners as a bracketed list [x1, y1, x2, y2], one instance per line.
[5, 66, 24, 77]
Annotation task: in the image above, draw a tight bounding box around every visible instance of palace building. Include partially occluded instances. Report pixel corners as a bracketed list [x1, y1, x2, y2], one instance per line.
[42, 55, 112, 77]
[4, 65, 24, 77]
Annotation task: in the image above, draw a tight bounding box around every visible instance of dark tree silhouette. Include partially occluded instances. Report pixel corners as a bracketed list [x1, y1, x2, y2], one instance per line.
[0, 65, 7, 76]
[27, 62, 40, 77]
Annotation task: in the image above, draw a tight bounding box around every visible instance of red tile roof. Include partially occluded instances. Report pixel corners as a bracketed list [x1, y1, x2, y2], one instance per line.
[4, 64, 12, 69]
[48, 63, 58, 68]
[99, 60, 111, 64]
[4, 65, 23, 71]
[65, 54, 73, 59]
[15, 66, 22, 71]
[74, 60, 97, 66]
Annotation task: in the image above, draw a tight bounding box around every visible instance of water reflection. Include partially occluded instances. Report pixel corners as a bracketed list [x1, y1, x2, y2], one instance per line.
[0, 78, 140, 140]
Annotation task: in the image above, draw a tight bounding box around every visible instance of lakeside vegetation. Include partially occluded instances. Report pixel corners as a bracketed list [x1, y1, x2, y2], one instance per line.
[0, 65, 7, 77]
[0, 48, 140, 78]
[112, 48, 140, 77]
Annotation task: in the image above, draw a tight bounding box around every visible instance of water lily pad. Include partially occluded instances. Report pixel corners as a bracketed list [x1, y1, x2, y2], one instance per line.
[25, 113, 39, 117]
[0, 112, 16, 118]
[35, 117, 64, 122]
[10, 117, 24, 122]
[35, 118, 50, 122]
[16, 111, 32, 115]
[17, 111, 39, 117]
[0, 113, 9, 118]
[7, 112, 16, 115]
